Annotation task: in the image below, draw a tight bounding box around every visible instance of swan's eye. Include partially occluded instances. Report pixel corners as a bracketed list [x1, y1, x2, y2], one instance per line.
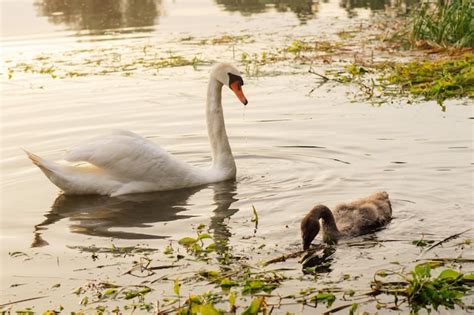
[228, 72, 244, 87]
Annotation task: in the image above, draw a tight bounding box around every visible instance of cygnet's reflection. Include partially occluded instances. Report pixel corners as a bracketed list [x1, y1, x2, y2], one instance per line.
[32, 181, 238, 247]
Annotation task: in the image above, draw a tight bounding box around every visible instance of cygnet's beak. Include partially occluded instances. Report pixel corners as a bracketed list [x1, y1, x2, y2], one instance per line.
[230, 81, 248, 105]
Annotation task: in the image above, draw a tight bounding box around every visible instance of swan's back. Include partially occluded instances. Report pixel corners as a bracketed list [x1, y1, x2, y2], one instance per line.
[333, 191, 392, 236]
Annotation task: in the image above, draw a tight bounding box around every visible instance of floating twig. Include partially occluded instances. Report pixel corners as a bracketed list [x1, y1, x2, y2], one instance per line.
[324, 298, 372, 314]
[0, 295, 48, 307]
[263, 250, 305, 266]
[423, 228, 472, 253]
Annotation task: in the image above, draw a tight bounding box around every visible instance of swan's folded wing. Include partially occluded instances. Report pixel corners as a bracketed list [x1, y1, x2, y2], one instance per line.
[64, 130, 188, 181]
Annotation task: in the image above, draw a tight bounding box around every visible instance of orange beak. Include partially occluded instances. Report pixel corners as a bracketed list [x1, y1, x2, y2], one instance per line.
[230, 81, 248, 105]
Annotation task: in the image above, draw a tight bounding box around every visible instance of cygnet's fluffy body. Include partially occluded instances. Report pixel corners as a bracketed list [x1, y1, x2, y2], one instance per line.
[301, 191, 392, 250]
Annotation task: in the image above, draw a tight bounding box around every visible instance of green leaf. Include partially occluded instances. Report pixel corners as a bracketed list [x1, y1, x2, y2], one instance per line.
[220, 278, 238, 290]
[178, 237, 197, 246]
[242, 297, 264, 315]
[438, 269, 461, 280]
[463, 273, 474, 281]
[164, 244, 174, 255]
[310, 293, 336, 307]
[414, 263, 431, 279]
[199, 270, 221, 279]
[188, 294, 202, 304]
[228, 291, 236, 307]
[139, 287, 151, 295]
[349, 303, 358, 315]
[205, 243, 217, 252]
[124, 290, 139, 300]
[123, 287, 151, 300]
[411, 239, 435, 247]
[198, 233, 212, 240]
[242, 280, 264, 295]
[196, 304, 223, 315]
[103, 288, 118, 296]
[174, 279, 181, 296]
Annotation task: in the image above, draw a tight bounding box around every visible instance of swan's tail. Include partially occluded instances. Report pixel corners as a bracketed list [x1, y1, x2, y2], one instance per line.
[24, 150, 117, 195]
[24, 149, 82, 194]
[24, 149, 58, 178]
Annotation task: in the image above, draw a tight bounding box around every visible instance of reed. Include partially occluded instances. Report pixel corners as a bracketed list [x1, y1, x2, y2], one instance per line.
[411, 0, 474, 48]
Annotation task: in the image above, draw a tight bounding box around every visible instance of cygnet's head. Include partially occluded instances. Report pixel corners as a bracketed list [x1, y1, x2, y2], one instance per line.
[210, 63, 248, 105]
[301, 205, 326, 250]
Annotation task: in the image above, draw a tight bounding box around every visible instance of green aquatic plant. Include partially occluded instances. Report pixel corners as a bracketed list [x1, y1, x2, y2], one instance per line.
[372, 262, 474, 314]
[411, 0, 474, 48]
[287, 39, 314, 54]
[381, 53, 474, 107]
[412, 239, 436, 247]
[178, 224, 217, 260]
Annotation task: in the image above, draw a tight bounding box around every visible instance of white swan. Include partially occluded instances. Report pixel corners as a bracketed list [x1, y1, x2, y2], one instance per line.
[26, 63, 248, 196]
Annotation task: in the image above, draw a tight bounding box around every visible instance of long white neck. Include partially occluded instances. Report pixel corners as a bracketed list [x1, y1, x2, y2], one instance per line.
[206, 77, 236, 178]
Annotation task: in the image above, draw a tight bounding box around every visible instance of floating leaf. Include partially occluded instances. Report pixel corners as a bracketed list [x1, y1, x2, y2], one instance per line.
[174, 278, 181, 296]
[123, 287, 151, 300]
[205, 243, 217, 252]
[102, 288, 118, 296]
[164, 244, 174, 255]
[349, 303, 359, 315]
[412, 239, 435, 247]
[220, 278, 238, 290]
[414, 263, 431, 279]
[198, 233, 212, 240]
[242, 280, 264, 295]
[199, 270, 221, 279]
[179, 237, 197, 246]
[196, 304, 222, 315]
[242, 297, 264, 315]
[228, 291, 236, 307]
[310, 293, 336, 307]
[463, 273, 474, 281]
[438, 269, 461, 280]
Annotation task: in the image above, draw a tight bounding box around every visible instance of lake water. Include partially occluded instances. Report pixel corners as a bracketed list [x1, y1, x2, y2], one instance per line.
[1, 0, 473, 312]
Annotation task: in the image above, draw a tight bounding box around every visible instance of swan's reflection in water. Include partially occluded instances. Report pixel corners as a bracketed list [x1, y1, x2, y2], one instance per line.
[32, 181, 238, 248]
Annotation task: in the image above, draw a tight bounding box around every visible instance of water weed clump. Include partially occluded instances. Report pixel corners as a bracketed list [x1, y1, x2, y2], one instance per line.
[381, 53, 474, 108]
[411, 0, 474, 48]
[310, 53, 473, 109]
[372, 262, 474, 314]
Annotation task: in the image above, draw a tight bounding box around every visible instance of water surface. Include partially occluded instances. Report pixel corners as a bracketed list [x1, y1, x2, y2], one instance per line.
[1, 0, 473, 312]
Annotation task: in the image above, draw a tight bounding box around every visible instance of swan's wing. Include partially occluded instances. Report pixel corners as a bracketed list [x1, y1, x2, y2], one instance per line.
[64, 130, 190, 182]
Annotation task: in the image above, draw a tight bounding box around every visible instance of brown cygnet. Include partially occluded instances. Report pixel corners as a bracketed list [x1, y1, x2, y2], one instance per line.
[301, 191, 392, 250]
